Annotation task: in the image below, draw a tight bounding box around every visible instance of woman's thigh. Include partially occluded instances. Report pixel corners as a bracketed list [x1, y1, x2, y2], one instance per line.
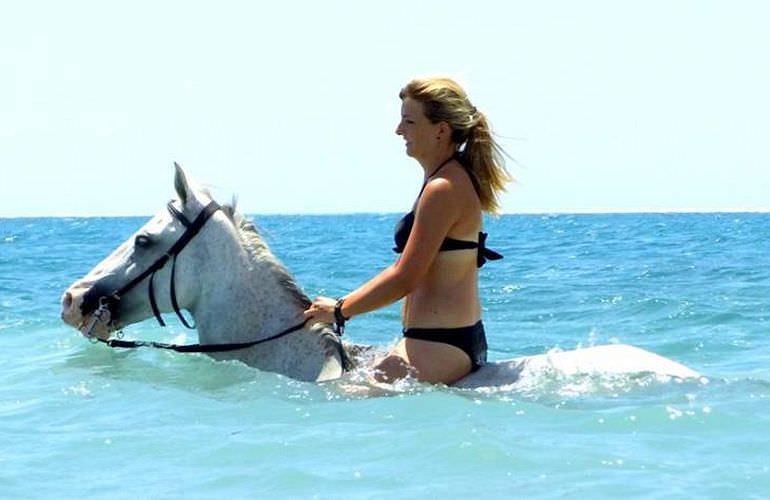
[382, 337, 471, 384]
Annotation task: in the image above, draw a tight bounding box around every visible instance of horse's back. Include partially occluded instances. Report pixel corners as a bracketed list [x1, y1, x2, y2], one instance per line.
[455, 344, 700, 389]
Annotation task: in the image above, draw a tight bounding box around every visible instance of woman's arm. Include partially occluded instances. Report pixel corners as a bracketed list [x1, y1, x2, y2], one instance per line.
[303, 179, 461, 323]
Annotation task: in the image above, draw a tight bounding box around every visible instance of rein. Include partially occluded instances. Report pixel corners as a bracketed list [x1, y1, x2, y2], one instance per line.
[96, 319, 309, 353]
[95, 318, 350, 374]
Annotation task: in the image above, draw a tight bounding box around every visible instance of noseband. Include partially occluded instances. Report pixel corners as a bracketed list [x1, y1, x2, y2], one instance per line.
[91, 200, 221, 331]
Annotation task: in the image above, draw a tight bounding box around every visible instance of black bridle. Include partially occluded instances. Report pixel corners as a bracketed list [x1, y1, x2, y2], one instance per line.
[83, 199, 221, 332]
[83, 200, 333, 360]
[122, 200, 221, 329]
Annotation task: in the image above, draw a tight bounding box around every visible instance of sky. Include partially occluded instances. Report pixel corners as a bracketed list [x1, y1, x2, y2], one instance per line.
[2, 0, 769, 217]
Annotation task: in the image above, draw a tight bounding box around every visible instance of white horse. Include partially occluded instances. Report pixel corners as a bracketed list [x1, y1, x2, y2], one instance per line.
[60, 165, 700, 386]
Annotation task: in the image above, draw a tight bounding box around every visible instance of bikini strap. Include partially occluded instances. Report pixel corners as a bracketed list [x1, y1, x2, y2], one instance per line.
[418, 155, 455, 196]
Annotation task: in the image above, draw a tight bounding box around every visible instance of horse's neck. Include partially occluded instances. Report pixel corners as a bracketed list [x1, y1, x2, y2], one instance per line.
[185, 224, 342, 381]
[192, 239, 304, 345]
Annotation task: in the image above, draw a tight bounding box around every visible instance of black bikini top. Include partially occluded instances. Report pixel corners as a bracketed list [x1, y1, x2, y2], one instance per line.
[392, 156, 503, 268]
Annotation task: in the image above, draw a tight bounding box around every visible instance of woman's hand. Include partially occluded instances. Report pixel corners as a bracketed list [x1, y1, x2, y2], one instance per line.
[303, 296, 337, 324]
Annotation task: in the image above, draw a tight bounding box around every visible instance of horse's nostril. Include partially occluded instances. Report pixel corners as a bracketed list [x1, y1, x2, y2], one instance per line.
[62, 291, 73, 310]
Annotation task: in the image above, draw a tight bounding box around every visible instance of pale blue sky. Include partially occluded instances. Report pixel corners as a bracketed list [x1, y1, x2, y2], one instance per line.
[2, 1, 768, 217]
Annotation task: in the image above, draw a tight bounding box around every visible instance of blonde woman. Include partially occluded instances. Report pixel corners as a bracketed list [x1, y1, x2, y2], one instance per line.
[304, 77, 511, 385]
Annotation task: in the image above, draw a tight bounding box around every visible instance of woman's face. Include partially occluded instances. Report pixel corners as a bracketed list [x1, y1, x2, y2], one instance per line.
[395, 97, 441, 160]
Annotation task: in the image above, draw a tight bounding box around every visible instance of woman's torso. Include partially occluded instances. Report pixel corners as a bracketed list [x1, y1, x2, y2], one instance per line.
[399, 163, 482, 328]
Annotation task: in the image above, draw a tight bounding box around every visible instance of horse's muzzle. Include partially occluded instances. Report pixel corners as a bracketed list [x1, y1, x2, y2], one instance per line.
[60, 283, 115, 339]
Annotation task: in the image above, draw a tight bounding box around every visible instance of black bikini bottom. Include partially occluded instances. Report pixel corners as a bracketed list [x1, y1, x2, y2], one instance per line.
[402, 320, 488, 372]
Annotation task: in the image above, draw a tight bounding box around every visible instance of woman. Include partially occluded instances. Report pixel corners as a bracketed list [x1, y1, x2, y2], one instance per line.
[303, 77, 511, 385]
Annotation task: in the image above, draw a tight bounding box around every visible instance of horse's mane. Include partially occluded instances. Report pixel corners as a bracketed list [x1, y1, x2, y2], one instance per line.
[221, 201, 312, 310]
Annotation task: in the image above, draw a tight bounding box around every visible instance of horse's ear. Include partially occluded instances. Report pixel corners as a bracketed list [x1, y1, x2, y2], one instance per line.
[173, 162, 190, 205]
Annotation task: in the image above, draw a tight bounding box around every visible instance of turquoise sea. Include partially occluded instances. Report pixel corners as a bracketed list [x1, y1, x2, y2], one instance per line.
[1, 212, 769, 498]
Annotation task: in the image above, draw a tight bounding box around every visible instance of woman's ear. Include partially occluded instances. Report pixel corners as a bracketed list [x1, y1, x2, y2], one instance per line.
[437, 121, 452, 141]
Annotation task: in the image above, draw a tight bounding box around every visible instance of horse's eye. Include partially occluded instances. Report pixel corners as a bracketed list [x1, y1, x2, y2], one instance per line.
[134, 234, 153, 248]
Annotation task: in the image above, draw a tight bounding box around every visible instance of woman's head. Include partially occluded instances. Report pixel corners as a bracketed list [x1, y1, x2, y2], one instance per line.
[398, 77, 512, 214]
[399, 78, 478, 145]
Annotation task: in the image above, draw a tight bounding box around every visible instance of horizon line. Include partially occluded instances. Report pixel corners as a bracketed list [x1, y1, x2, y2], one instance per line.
[3, 207, 770, 219]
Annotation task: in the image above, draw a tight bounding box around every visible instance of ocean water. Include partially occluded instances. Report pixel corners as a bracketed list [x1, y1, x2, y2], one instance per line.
[1, 212, 769, 498]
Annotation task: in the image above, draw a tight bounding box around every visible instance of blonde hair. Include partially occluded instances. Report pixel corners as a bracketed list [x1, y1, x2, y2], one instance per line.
[399, 77, 513, 214]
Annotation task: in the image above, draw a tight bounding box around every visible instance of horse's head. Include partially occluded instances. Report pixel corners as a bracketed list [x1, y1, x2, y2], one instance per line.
[61, 163, 222, 339]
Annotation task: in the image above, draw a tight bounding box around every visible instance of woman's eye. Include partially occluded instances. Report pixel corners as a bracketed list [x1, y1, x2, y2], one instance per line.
[134, 234, 153, 248]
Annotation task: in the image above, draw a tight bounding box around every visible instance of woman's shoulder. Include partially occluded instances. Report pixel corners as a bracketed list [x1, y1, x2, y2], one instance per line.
[418, 166, 479, 220]
[424, 162, 477, 201]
